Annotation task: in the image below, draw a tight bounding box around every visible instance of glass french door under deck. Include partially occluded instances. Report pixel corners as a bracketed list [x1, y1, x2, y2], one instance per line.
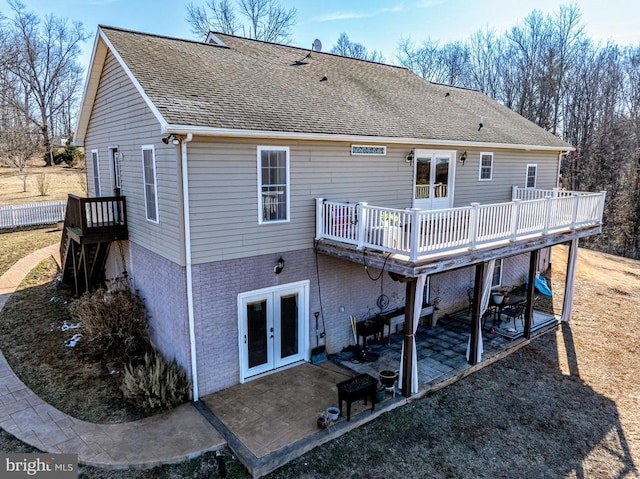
[239, 281, 309, 381]
[413, 149, 455, 210]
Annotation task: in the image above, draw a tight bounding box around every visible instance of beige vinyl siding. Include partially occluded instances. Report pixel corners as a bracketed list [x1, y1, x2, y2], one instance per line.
[187, 139, 414, 264]
[453, 149, 559, 207]
[187, 140, 561, 264]
[83, 50, 185, 265]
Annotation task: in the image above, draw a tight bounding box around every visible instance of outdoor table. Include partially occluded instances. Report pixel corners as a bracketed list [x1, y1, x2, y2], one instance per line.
[493, 294, 526, 321]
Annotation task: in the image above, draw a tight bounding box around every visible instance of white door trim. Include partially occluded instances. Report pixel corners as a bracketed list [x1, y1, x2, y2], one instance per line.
[413, 149, 456, 210]
[238, 280, 310, 383]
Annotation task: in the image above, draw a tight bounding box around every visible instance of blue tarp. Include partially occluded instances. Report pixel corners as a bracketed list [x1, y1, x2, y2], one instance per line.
[526, 274, 553, 296]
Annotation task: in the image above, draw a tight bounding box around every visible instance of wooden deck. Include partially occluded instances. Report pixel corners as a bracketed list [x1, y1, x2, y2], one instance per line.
[59, 194, 128, 295]
[315, 187, 605, 276]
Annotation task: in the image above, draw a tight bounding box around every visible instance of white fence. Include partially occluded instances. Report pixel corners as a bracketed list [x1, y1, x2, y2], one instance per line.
[316, 189, 606, 262]
[0, 201, 66, 230]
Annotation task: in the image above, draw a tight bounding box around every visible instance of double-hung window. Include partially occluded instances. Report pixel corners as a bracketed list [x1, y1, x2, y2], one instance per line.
[258, 146, 290, 223]
[142, 145, 159, 222]
[91, 150, 101, 196]
[525, 164, 537, 188]
[479, 152, 493, 181]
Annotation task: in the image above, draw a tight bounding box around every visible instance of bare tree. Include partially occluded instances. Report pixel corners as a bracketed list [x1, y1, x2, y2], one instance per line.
[396, 37, 442, 81]
[0, 125, 41, 192]
[186, 0, 296, 43]
[394, 3, 640, 259]
[436, 41, 469, 86]
[466, 28, 504, 97]
[331, 33, 385, 63]
[186, 0, 238, 38]
[4, 0, 87, 166]
[396, 37, 470, 86]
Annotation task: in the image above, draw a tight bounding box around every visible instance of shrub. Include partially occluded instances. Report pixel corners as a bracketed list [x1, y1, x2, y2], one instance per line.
[51, 138, 84, 165]
[120, 351, 192, 413]
[69, 276, 151, 364]
[35, 173, 50, 196]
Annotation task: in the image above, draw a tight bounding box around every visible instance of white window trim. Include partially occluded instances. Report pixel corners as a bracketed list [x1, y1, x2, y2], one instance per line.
[257, 146, 290, 224]
[525, 164, 537, 188]
[478, 152, 493, 181]
[142, 145, 159, 223]
[491, 258, 504, 289]
[109, 146, 121, 191]
[91, 149, 101, 197]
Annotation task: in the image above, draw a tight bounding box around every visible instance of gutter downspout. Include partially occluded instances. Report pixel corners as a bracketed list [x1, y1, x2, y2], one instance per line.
[180, 133, 199, 400]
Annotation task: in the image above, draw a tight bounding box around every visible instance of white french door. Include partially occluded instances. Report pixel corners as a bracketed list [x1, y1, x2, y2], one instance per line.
[238, 281, 309, 382]
[413, 149, 455, 210]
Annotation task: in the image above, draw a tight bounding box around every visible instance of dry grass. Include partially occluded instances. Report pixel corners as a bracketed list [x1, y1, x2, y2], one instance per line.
[0, 258, 145, 423]
[0, 237, 638, 478]
[0, 162, 85, 205]
[0, 227, 61, 276]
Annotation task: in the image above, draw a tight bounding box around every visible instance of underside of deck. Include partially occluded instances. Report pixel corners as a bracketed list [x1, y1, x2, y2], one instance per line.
[315, 224, 601, 277]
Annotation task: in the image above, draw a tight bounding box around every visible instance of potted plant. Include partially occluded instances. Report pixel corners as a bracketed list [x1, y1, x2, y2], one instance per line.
[378, 351, 398, 387]
[316, 410, 334, 429]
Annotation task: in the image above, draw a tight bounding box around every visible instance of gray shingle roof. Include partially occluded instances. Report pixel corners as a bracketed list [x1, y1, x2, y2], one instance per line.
[100, 26, 570, 149]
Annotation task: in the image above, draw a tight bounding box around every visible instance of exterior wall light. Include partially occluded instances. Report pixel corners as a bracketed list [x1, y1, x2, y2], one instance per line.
[274, 257, 285, 274]
[459, 151, 467, 165]
[162, 134, 180, 145]
[405, 150, 414, 164]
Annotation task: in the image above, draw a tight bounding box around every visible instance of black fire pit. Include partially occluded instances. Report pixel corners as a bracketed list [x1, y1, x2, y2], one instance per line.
[336, 373, 378, 421]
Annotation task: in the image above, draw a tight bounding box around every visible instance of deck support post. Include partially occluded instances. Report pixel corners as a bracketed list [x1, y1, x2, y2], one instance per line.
[81, 244, 90, 294]
[401, 277, 417, 397]
[468, 262, 485, 366]
[71, 241, 79, 297]
[524, 249, 539, 339]
[561, 239, 579, 322]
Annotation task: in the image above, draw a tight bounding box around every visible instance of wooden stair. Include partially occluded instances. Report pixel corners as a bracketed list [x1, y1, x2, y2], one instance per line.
[59, 194, 128, 295]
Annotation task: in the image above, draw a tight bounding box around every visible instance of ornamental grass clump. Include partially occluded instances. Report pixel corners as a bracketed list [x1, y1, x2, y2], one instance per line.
[120, 351, 192, 413]
[68, 276, 151, 365]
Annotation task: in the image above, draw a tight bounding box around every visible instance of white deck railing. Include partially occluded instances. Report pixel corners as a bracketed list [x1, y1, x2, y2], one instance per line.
[316, 188, 606, 262]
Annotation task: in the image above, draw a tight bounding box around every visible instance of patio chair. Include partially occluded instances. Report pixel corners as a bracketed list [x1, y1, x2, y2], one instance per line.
[481, 305, 499, 330]
[501, 300, 526, 329]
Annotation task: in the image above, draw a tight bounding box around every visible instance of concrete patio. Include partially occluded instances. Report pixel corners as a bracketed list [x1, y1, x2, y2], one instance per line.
[198, 361, 405, 478]
[196, 309, 559, 477]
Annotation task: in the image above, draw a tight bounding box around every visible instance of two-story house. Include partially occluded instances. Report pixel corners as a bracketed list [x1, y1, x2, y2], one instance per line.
[65, 26, 604, 400]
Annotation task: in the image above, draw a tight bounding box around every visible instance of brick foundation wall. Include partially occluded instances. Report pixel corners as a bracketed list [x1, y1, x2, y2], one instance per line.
[117, 242, 550, 396]
[190, 248, 406, 395]
[127, 242, 191, 374]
